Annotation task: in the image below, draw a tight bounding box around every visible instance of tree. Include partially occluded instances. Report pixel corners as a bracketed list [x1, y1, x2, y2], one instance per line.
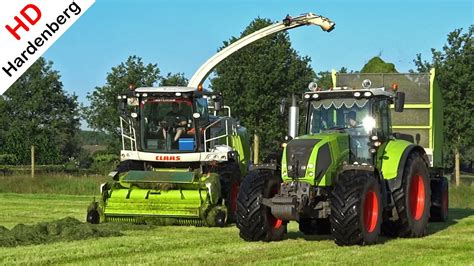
[361, 57, 398, 73]
[0, 57, 80, 164]
[414, 26, 473, 185]
[84, 56, 160, 150]
[160, 72, 188, 86]
[211, 18, 315, 158]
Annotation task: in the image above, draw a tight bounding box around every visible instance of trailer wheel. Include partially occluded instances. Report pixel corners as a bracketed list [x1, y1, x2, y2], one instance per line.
[430, 177, 449, 222]
[299, 218, 331, 235]
[393, 152, 431, 237]
[236, 170, 286, 242]
[330, 171, 381, 246]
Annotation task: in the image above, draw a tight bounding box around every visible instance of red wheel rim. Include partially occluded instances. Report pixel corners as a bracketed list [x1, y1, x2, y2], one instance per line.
[267, 186, 283, 229]
[363, 190, 379, 233]
[229, 182, 239, 214]
[409, 174, 425, 220]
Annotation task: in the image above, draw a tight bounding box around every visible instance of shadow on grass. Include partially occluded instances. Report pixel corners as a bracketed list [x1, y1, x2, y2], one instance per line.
[426, 208, 474, 235]
[285, 208, 473, 243]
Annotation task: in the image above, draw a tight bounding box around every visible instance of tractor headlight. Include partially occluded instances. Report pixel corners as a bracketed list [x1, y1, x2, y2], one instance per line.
[312, 94, 319, 99]
[362, 116, 376, 133]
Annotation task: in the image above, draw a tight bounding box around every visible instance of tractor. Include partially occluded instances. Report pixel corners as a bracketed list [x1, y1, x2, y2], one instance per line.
[236, 70, 449, 244]
[86, 12, 336, 226]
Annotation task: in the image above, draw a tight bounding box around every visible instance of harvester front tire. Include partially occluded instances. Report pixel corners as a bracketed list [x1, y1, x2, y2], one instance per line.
[430, 176, 449, 222]
[236, 170, 286, 242]
[86, 210, 100, 224]
[393, 152, 431, 237]
[330, 171, 382, 246]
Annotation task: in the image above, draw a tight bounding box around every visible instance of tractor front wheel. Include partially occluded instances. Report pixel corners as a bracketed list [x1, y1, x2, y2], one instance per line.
[236, 170, 286, 242]
[393, 152, 431, 237]
[330, 171, 382, 246]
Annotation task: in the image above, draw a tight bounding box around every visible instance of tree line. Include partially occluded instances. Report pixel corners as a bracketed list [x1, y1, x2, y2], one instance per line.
[0, 19, 471, 179]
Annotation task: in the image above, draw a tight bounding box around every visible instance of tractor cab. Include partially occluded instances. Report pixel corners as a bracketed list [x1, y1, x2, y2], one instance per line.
[303, 81, 405, 165]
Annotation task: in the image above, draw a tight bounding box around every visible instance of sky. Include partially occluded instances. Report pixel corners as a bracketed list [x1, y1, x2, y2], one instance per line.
[44, 0, 473, 109]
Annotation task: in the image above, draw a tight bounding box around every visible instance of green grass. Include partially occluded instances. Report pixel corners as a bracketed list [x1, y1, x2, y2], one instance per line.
[0, 173, 107, 195]
[0, 186, 473, 265]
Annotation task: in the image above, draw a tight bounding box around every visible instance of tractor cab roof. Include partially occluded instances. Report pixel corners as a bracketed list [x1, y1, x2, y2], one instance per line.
[135, 87, 198, 93]
[304, 87, 395, 100]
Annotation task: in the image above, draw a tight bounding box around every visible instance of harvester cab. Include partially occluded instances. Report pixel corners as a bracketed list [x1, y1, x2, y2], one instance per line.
[237, 70, 449, 245]
[87, 86, 249, 227]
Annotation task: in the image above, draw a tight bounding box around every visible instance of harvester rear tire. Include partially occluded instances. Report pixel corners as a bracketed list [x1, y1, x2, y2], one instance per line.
[236, 170, 286, 242]
[392, 152, 431, 237]
[330, 171, 382, 246]
[430, 176, 449, 222]
[299, 218, 331, 235]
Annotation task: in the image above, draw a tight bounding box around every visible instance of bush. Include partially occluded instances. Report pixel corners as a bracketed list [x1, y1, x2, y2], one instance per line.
[91, 154, 119, 174]
[0, 154, 18, 165]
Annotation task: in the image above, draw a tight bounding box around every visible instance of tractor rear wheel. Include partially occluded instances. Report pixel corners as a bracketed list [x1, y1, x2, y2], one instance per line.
[236, 170, 286, 242]
[330, 171, 382, 246]
[430, 176, 449, 222]
[393, 152, 431, 237]
[299, 218, 331, 235]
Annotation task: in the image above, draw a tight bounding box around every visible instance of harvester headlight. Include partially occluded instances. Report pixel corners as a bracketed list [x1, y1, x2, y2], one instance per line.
[304, 94, 311, 99]
[175, 92, 182, 96]
[364, 91, 373, 97]
[142, 93, 148, 97]
[354, 92, 361, 98]
[131, 112, 138, 118]
[312, 94, 319, 99]
[117, 95, 122, 100]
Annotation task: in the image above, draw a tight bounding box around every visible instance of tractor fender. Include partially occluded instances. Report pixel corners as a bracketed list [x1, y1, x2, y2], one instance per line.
[385, 144, 428, 193]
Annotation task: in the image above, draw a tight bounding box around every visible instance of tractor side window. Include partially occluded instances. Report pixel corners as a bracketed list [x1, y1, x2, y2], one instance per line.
[373, 100, 390, 141]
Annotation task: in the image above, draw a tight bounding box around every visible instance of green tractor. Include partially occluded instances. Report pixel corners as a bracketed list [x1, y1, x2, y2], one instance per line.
[236, 70, 449, 245]
[87, 87, 251, 226]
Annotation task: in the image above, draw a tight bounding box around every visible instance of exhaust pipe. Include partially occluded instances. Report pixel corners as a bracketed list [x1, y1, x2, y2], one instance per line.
[288, 95, 299, 138]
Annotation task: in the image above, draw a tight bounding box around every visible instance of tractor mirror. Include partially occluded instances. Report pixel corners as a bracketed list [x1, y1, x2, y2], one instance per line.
[214, 98, 222, 112]
[394, 92, 405, 112]
[280, 98, 286, 115]
[118, 100, 126, 112]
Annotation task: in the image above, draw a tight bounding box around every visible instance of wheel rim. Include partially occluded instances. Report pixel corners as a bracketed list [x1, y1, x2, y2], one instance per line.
[363, 190, 379, 233]
[409, 174, 425, 220]
[267, 186, 282, 229]
[229, 181, 239, 214]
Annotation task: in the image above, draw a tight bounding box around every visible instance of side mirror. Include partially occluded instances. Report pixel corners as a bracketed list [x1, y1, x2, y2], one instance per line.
[279, 98, 286, 115]
[118, 100, 126, 112]
[394, 92, 405, 112]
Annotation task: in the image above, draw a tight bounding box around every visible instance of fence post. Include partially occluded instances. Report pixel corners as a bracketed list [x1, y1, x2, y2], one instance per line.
[31, 146, 35, 178]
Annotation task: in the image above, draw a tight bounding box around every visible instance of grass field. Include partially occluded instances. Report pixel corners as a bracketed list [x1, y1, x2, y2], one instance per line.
[0, 179, 473, 264]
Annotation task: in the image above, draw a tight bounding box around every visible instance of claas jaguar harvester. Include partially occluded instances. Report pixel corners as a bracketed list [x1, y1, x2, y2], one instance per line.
[237, 70, 449, 244]
[86, 12, 335, 226]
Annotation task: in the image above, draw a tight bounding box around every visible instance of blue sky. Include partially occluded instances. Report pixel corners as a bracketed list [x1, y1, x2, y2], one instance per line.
[44, 0, 473, 107]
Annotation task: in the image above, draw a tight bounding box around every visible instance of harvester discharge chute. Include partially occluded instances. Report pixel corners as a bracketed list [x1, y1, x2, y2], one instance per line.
[86, 12, 335, 226]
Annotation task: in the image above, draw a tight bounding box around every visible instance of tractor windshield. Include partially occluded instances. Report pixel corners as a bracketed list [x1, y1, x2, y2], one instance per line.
[308, 98, 374, 163]
[140, 98, 196, 152]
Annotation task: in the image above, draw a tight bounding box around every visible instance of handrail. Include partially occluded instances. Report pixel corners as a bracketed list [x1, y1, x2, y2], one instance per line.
[203, 117, 230, 152]
[120, 116, 137, 151]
